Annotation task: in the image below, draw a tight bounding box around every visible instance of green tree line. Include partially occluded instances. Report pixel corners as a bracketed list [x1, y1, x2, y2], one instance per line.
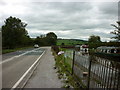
[88, 35, 120, 49]
[34, 32, 57, 46]
[87, 20, 120, 49]
[1, 16, 57, 49]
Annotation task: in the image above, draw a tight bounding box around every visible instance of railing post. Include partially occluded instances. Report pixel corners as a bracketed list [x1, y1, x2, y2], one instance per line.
[72, 50, 75, 75]
[87, 55, 92, 89]
[117, 70, 120, 90]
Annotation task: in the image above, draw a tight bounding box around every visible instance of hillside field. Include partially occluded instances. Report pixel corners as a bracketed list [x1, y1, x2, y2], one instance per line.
[57, 39, 87, 45]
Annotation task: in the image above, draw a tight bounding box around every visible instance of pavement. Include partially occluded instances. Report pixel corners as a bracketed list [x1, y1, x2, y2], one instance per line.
[24, 47, 63, 88]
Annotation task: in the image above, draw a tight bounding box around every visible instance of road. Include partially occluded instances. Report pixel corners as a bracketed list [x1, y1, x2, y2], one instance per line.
[2, 47, 45, 88]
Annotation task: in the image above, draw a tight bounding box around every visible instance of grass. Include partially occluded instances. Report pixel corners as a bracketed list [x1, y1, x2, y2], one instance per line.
[2, 46, 33, 54]
[59, 48, 73, 73]
[52, 48, 81, 88]
[55, 55, 79, 88]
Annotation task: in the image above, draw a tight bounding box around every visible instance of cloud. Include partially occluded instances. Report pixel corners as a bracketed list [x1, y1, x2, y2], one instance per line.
[0, 1, 118, 41]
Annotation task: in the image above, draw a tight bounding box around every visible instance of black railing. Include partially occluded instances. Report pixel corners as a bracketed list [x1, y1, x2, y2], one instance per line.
[52, 45, 120, 89]
[73, 51, 120, 89]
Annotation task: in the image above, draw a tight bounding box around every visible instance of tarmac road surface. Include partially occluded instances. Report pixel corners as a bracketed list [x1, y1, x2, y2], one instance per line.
[2, 47, 45, 88]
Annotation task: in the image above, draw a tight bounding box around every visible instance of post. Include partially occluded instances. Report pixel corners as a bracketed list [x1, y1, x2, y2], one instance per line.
[0, 31, 2, 90]
[87, 55, 92, 89]
[117, 70, 120, 89]
[72, 50, 75, 75]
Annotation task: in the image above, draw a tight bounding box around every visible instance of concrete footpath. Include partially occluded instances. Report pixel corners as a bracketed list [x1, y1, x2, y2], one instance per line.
[24, 47, 63, 88]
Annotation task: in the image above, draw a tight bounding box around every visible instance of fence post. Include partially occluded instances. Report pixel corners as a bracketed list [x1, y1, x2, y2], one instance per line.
[72, 50, 75, 75]
[117, 70, 120, 90]
[87, 55, 92, 89]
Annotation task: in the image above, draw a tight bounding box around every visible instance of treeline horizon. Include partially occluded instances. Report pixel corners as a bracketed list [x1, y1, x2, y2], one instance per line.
[1, 16, 120, 49]
[1, 16, 57, 49]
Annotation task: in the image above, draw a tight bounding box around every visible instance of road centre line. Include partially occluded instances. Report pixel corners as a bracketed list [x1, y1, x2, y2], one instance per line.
[0, 48, 41, 64]
[11, 50, 45, 90]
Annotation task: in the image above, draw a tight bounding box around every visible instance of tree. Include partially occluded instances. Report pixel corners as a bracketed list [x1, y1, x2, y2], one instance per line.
[110, 21, 120, 42]
[2, 16, 29, 49]
[33, 32, 57, 46]
[88, 35, 101, 43]
[34, 36, 45, 46]
[46, 32, 57, 45]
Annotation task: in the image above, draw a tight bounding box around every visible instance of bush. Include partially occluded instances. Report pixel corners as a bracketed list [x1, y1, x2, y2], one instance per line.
[51, 45, 59, 54]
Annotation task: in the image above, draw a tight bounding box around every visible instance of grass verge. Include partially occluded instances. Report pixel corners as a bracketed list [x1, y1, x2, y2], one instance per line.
[52, 48, 82, 88]
[2, 46, 33, 54]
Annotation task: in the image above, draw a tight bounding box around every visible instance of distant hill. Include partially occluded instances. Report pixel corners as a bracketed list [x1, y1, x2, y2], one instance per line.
[57, 39, 88, 45]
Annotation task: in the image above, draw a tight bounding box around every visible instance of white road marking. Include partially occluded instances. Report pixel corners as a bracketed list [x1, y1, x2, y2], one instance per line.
[0, 48, 41, 64]
[11, 50, 45, 90]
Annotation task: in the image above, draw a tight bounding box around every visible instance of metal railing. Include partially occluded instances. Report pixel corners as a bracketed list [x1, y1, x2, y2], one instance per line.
[73, 50, 120, 89]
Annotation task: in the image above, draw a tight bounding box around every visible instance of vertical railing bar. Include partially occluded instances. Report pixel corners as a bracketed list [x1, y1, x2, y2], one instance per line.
[100, 59, 103, 88]
[99, 58, 104, 88]
[87, 55, 92, 89]
[95, 58, 100, 87]
[97, 58, 101, 82]
[83, 56, 85, 68]
[95, 60, 99, 88]
[96, 82, 98, 88]
[84, 56, 86, 69]
[104, 61, 107, 89]
[101, 61, 105, 88]
[116, 69, 120, 90]
[72, 50, 75, 75]
[109, 66, 114, 89]
[96, 58, 99, 73]
[101, 59, 105, 88]
[95, 82, 97, 88]
[87, 56, 89, 69]
[90, 59, 94, 88]
[106, 62, 111, 89]
[113, 66, 117, 89]
[106, 61, 110, 90]
[91, 60, 95, 87]
[103, 60, 108, 90]
[101, 59, 105, 89]
[97, 82, 99, 88]
[91, 60, 94, 74]
[96, 58, 104, 79]
[93, 60, 97, 76]
[85, 57, 87, 69]
[95, 82, 98, 88]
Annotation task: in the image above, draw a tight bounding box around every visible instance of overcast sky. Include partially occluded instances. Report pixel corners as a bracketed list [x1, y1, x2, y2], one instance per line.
[0, 0, 119, 41]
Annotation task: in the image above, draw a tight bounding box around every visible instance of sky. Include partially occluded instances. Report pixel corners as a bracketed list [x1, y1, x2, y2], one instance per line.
[0, 0, 119, 41]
